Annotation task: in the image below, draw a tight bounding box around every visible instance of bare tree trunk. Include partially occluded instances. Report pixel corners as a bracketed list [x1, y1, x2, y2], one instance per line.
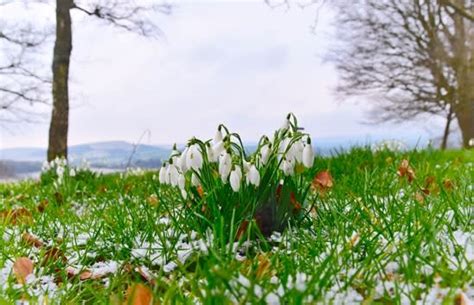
[451, 0, 474, 148]
[441, 106, 453, 150]
[47, 0, 73, 161]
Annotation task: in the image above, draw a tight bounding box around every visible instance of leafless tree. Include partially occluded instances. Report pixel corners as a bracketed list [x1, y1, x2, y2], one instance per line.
[0, 2, 50, 124]
[47, 0, 171, 161]
[328, 0, 474, 148]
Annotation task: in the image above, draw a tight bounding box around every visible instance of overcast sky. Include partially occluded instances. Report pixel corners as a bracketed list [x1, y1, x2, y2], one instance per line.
[0, 0, 447, 149]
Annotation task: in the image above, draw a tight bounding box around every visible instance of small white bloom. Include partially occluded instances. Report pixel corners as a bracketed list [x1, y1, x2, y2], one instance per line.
[41, 161, 50, 172]
[213, 129, 223, 144]
[181, 189, 188, 199]
[260, 144, 271, 165]
[280, 159, 294, 176]
[69, 168, 76, 177]
[167, 164, 179, 186]
[219, 152, 232, 182]
[229, 166, 242, 192]
[247, 165, 260, 187]
[186, 145, 203, 171]
[191, 173, 200, 186]
[281, 118, 290, 130]
[178, 147, 189, 172]
[302, 144, 314, 168]
[56, 166, 64, 177]
[159, 166, 167, 184]
[178, 174, 186, 190]
[212, 141, 225, 158]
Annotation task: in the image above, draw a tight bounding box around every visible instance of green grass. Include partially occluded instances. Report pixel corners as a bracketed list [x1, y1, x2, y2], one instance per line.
[0, 148, 473, 304]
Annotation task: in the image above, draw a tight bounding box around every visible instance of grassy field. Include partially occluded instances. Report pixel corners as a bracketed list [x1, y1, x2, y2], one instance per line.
[0, 148, 473, 304]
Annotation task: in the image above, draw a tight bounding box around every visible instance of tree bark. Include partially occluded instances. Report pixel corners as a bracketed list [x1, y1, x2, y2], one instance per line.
[441, 106, 453, 150]
[452, 0, 474, 148]
[47, 0, 73, 161]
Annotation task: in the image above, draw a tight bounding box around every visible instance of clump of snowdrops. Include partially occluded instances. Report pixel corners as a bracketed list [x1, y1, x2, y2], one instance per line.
[158, 114, 316, 243]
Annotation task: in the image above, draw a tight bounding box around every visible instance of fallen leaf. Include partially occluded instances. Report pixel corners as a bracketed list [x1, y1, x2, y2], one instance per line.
[397, 159, 415, 183]
[255, 254, 271, 279]
[443, 179, 454, 190]
[415, 192, 425, 204]
[147, 195, 159, 206]
[289, 192, 302, 214]
[124, 283, 153, 305]
[13, 257, 34, 284]
[236, 220, 249, 240]
[135, 266, 156, 285]
[22, 233, 44, 248]
[454, 292, 472, 305]
[79, 270, 92, 280]
[312, 170, 334, 191]
[43, 247, 67, 265]
[0, 208, 32, 225]
[196, 185, 204, 198]
[37, 199, 49, 213]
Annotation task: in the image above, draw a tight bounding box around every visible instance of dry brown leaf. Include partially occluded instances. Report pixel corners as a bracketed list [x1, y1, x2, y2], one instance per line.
[124, 283, 153, 305]
[43, 247, 67, 265]
[397, 159, 415, 183]
[454, 292, 472, 305]
[415, 192, 425, 204]
[443, 179, 454, 190]
[255, 254, 271, 279]
[312, 170, 334, 191]
[0, 208, 32, 225]
[236, 220, 249, 240]
[196, 185, 204, 198]
[13, 257, 34, 284]
[135, 266, 156, 285]
[37, 199, 49, 213]
[79, 270, 93, 280]
[147, 195, 159, 206]
[22, 233, 44, 248]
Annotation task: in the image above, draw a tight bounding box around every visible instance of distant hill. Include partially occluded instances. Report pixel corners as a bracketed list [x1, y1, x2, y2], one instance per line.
[0, 141, 171, 169]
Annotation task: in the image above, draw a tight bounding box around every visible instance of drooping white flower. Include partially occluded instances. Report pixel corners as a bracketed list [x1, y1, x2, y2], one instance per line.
[191, 173, 200, 186]
[177, 147, 189, 172]
[41, 161, 50, 172]
[178, 174, 186, 190]
[212, 141, 225, 158]
[280, 118, 290, 130]
[213, 128, 223, 144]
[229, 166, 242, 192]
[167, 164, 180, 186]
[159, 165, 167, 184]
[56, 166, 64, 178]
[186, 145, 203, 171]
[247, 165, 260, 187]
[302, 143, 314, 168]
[260, 144, 271, 165]
[280, 158, 294, 176]
[219, 152, 232, 182]
[181, 189, 187, 199]
[206, 144, 217, 163]
[69, 168, 76, 177]
[290, 140, 304, 163]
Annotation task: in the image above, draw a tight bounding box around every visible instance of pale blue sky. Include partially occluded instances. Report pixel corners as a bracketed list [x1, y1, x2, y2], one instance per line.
[0, 0, 447, 149]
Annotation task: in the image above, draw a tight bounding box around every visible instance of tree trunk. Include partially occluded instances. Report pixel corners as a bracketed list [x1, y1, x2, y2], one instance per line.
[441, 106, 453, 150]
[47, 0, 73, 161]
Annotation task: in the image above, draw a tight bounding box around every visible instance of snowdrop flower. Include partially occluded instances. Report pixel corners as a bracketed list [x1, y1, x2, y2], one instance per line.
[178, 174, 186, 190]
[247, 165, 260, 187]
[42, 161, 50, 172]
[302, 143, 314, 168]
[167, 164, 180, 187]
[260, 144, 271, 165]
[206, 144, 217, 163]
[191, 173, 200, 186]
[159, 165, 167, 184]
[181, 189, 187, 199]
[213, 128, 223, 144]
[219, 152, 232, 182]
[229, 166, 242, 192]
[212, 141, 225, 159]
[291, 140, 304, 163]
[280, 158, 294, 176]
[56, 165, 65, 178]
[186, 145, 203, 171]
[177, 147, 189, 172]
[69, 168, 76, 177]
[281, 118, 290, 130]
